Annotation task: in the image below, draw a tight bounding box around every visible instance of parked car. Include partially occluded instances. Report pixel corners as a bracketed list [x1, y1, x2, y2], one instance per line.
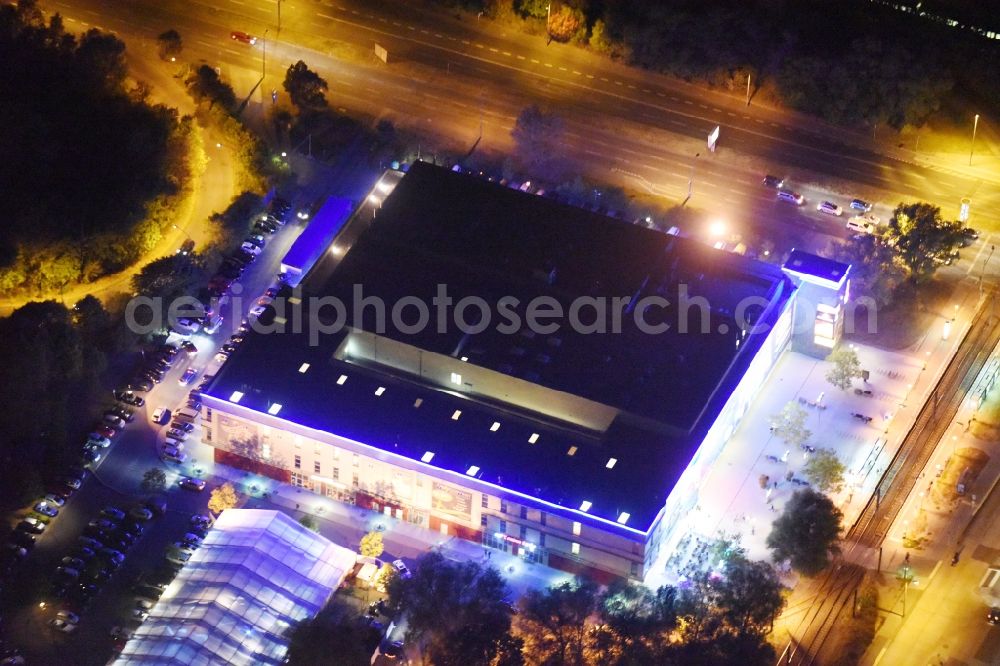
[129, 507, 154, 522]
[178, 368, 198, 386]
[86, 436, 111, 449]
[48, 618, 77, 633]
[850, 198, 872, 212]
[101, 549, 126, 565]
[33, 501, 59, 518]
[78, 536, 103, 550]
[180, 341, 198, 356]
[18, 518, 45, 535]
[171, 421, 194, 433]
[81, 449, 102, 465]
[131, 609, 149, 622]
[103, 415, 125, 429]
[179, 477, 206, 492]
[89, 518, 116, 532]
[392, 559, 412, 579]
[163, 449, 187, 464]
[102, 507, 126, 521]
[115, 390, 146, 406]
[127, 379, 154, 392]
[151, 408, 171, 425]
[762, 174, 784, 189]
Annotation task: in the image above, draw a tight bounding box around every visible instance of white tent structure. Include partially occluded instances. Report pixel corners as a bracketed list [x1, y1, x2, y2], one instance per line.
[115, 509, 356, 665]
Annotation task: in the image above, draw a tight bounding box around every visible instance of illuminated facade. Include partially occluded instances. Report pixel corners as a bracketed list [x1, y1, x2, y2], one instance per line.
[781, 250, 852, 358]
[201, 163, 813, 582]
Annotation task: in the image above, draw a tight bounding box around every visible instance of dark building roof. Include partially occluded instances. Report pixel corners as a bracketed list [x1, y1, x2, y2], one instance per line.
[782, 249, 850, 287]
[206, 162, 796, 533]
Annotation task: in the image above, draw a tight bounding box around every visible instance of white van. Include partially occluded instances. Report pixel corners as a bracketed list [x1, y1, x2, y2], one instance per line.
[846, 216, 876, 235]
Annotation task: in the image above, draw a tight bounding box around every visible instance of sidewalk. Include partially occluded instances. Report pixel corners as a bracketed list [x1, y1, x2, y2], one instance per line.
[190, 459, 571, 597]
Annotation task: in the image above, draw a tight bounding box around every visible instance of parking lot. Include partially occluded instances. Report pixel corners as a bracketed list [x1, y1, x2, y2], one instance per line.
[0, 197, 307, 664]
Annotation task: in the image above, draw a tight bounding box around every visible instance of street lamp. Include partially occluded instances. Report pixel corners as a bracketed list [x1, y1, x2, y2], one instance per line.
[969, 113, 980, 166]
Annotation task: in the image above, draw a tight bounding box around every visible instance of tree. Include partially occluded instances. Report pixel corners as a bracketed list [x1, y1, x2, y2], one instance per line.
[283, 60, 328, 113]
[714, 556, 785, 638]
[208, 482, 240, 514]
[298, 514, 319, 532]
[548, 6, 585, 43]
[769, 402, 811, 450]
[141, 467, 166, 494]
[286, 596, 379, 666]
[804, 448, 846, 494]
[515, 578, 596, 664]
[766, 488, 842, 576]
[359, 530, 384, 558]
[879, 202, 964, 282]
[591, 581, 677, 664]
[388, 551, 513, 666]
[156, 29, 182, 61]
[185, 64, 236, 110]
[825, 347, 862, 391]
[511, 104, 565, 173]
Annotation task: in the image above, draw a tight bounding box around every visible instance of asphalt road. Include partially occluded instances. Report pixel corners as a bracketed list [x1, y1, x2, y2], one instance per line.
[43, 0, 1000, 260]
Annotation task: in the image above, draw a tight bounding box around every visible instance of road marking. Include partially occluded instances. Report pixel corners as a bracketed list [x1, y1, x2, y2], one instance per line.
[727, 112, 736, 117]
[871, 647, 887, 666]
[642, 88, 651, 93]
[545, 63, 553, 68]
[669, 96, 679, 101]
[558, 66, 567, 71]
[530, 58, 539, 63]
[516, 55, 525, 60]
[572, 70, 581, 75]
[475, 43, 484, 48]
[600, 77, 608, 82]
[615, 81, 623, 86]
[698, 104, 707, 109]
[503, 51, 512, 56]
[586, 74, 594, 79]
[627, 84, 636, 89]
[489, 47, 498, 52]
[656, 92, 665, 97]
[684, 100, 693, 105]
[926, 559, 943, 583]
[435, 33, 444, 38]
[228, 0, 244, 3]
[318, 12, 334, 19]
[968, 234, 994, 275]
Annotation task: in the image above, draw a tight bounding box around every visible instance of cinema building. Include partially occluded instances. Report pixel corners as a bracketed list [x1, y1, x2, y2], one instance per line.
[199, 162, 848, 582]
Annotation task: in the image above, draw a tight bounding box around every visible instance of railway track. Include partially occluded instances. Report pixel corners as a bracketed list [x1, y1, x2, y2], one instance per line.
[778, 294, 1000, 665]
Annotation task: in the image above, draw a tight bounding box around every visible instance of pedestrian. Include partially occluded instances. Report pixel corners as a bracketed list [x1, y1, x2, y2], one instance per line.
[295, 503, 300, 510]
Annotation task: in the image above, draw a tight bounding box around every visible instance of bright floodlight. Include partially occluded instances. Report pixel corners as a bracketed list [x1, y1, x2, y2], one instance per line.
[268, 403, 282, 415]
[579, 500, 592, 512]
[466, 465, 480, 476]
[421, 451, 435, 463]
[709, 219, 727, 237]
[229, 391, 244, 403]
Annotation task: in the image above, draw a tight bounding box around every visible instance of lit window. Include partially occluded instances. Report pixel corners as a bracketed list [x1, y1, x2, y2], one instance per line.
[414, 398, 423, 408]
[571, 542, 580, 555]
[490, 422, 500, 432]
[460, 356, 468, 362]
[294, 455, 301, 469]
[567, 446, 578, 456]
[229, 391, 244, 403]
[579, 500, 592, 512]
[572, 521, 581, 536]
[268, 403, 282, 415]
[337, 374, 348, 385]
[606, 458, 618, 469]
[451, 410, 462, 421]
[617, 512, 630, 525]
[375, 386, 385, 396]
[466, 465, 480, 476]
[450, 372, 462, 385]
[528, 433, 539, 444]
[421, 451, 435, 463]
[298, 363, 310, 373]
